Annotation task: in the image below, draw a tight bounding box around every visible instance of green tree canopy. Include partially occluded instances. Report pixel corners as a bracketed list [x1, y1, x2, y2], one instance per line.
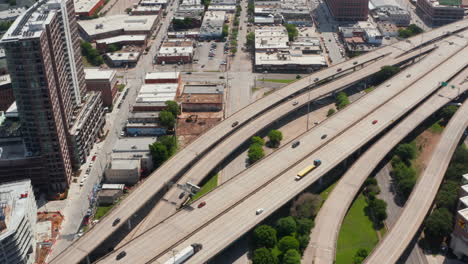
[165, 100, 181, 116]
[251, 136, 265, 146]
[297, 234, 310, 252]
[395, 143, 417, 163]
[282, 249, 301, 264]
[296, 218, 314, 235]
[275, 216, 297, 238]
[424, 208, 453, 240]
[248, 143, 265, 164]
[158, 135, 177, 156]
[366, 198, 387, 224]
[435, 180, 459, 211]
[373, 65, 400, 84]
[253, 225, 277, 248]
[327, 108, 336, 117]
[252, 247, 277, 264]
[336, 92, 350, 110]
[440, 105, 458, 122]
[159, 110, 176, 129]
[353, 248, 368, 264]
[278, 236, 300, 253]
[246, 32, 255, 48]
[290, 193, 323, 219]
[267, 130, 283, 147]
[149, 142, 168, 168]
[284, 24, 298, 41]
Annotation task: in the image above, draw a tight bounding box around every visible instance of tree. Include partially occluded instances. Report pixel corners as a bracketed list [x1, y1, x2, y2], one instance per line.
[248, 143, 265, 164]
[297, 233, 310, 252]
[158, 135, 177, 156]
[353, 248, 368, 264]
[125, 7, 132, 13]
[364, 178, 377, 187]
[276, 216, 297, 238]
[327, 108, 336, 117]
[81, 41, 93, 56]
[0, 21, 13, 32]
[252, 248, 277, 264]
[159, 110, 175, 129]
[373, 65, 400, 84]
[267, 130, 283, 147]
[295, 218, 314, 235]
[251, 136, 265, 146]
[107, 44, 120, 53]
[424, 208, 453, 240]
[284, 24, 298, 41]
[336, 92, 350, 110]
[253, 225, 277, 248]
[395, 143, 417, 163]
[278, 236, 300, 253]
[165, 100, 181, 116]
[290, 193, 323, 219]
[440, 105, 458, 122]
[397, 176, 416, 200]
[246, 32, 255, 49]
[366, 198, 387, 224]
[222, 24, 229, 38]
[282, 249, 301, 264]
[149, 142, 168, 168]
[435, 180, 459, 211]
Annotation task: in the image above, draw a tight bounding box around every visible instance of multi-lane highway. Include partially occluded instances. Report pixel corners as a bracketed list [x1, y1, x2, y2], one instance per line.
[304, 67, 468, 264]
[365, 89, 468, 263]
[49, 19, 468, 264]
[94, 35, 468, 263]
[118, 41, 438, 246]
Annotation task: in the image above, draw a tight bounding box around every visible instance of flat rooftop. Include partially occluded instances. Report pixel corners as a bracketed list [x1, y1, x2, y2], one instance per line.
[255, 26, 289, 50]
[111, 159, 139, 170]
[96, 35, 147, 45]
[106, 52, 140, 62]
[132, 5, 162, 11]
[458, 207, 468, 222]
[78, 14, 158, 38]
[113, 137, 156, 152]
[139, 83, 178, 94]
[74, 0, 102, 14]
[255, 51, 327, 66]
[0, 180, 33, 240]
[0, 7, 26, 21]
[1, 0, 60, 42]
[0, 74, 11, 86]
[145, 72, 180, 80]
[84, 68, 116, 81]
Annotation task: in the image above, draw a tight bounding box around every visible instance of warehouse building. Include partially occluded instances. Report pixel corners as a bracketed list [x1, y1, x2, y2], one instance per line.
[200, 11, 226, 39]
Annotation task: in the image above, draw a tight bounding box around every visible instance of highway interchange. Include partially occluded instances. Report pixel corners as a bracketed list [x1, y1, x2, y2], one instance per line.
[94, 29, 468, 264]
[50, 19, 468, 264]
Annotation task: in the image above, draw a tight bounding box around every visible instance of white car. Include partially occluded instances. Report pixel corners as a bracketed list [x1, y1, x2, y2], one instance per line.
[120, 131, 125, 137]
[256, 208, 265, 215]
[80, 179, 85, 187]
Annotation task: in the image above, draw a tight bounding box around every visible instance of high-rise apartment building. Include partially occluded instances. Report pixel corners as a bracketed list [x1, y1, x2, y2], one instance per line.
[0, 0, 86, 192]
[416, 0, 464, 27]
[325, 0, 369, 21]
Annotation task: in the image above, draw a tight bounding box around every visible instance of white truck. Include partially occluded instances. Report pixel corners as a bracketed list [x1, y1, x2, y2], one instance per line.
[163, 244, 203, 264]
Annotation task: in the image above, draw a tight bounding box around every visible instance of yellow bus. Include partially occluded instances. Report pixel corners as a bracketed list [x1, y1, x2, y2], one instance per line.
[295, 160, 322, 180]
[296, 165, 316, 180]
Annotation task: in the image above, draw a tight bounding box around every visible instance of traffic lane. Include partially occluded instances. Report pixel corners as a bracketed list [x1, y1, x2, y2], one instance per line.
[165, 51, 468, 264]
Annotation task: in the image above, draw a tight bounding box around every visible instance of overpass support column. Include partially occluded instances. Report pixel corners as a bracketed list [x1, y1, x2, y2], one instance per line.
[86, 255, 91, 264]
[127, 219, 132, 230]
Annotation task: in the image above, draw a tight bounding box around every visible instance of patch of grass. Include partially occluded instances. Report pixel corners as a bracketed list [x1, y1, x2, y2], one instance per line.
[262, 79, 295, 84]
[336, 194, 380, 264]
[190, 173, 218, 202]
[320, 182, 337, 201]
[364, 86, 375, 93]
[429, 121, 444, 134]
[94, 205, 113, 220]
[117, 84, 125, 92]
[82, 56, 92, 67]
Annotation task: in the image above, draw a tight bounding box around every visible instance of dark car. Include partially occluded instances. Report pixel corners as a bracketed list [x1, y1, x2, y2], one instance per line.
[372, 120, 378, 125]
[321, 134, 327, 139]
[116, 251, 126, 260]
[198, 201, 207, 208]
[314, 78, 319, 82]
[179, 192, 185, 199]
[292, 141, 300, 148]
[231, 121, 239, 127]
[112, 218, 121, 226]
[337, 68, 342, 72]
[353, 61, 358, 65]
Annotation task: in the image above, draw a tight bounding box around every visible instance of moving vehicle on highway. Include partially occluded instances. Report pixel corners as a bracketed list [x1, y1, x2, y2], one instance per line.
[292, 141, 300, 148]
[163, 243, 203, 264]
[295, 159, 322, 180]
[198, 201, 206, 208]
[112, 218, 121, 226]
[256, 208, 264, 215]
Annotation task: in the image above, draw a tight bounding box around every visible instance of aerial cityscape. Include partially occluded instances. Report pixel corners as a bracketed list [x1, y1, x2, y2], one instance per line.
[0, 0, 466, 262]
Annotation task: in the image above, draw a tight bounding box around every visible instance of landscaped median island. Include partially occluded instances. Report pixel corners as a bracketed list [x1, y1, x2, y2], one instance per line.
[189, 173, 219, 202]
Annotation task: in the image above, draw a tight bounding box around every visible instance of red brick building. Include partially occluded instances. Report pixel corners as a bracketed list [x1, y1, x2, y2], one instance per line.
[74, 0, 106, 17]
[84, 68, 118, 107]
[0, 75, 13, 112]
[325, 0, 369, 21]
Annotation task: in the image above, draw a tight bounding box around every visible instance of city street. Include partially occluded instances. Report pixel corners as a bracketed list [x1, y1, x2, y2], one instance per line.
[48, 0, 179, 259]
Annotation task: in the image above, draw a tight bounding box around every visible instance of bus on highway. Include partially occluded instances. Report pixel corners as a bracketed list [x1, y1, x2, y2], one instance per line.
[295, 160, 322, 180]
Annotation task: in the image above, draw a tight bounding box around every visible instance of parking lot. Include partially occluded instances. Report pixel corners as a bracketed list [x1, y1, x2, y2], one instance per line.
[194, 41, 228, 72]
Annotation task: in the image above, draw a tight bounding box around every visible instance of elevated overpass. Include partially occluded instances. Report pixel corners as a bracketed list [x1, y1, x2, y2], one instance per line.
[95, 35, 468, 264]
[365, 86, 468, 264]
[305, 68, 468, 264]
[49, 20, 468, 264]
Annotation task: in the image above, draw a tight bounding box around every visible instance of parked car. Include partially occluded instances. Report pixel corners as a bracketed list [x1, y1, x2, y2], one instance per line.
[120, 131, 125, 137]
[198, 201, 206, 208]
[92, 155, 96, 161]
[112, 218, 121, 226]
